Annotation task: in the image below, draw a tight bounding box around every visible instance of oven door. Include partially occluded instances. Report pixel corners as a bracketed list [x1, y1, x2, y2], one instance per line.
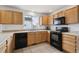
[51, 34, 59, 41]
[50, 31, 62, 51]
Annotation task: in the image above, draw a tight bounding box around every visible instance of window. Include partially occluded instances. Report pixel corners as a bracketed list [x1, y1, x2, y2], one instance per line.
[24, 16, 32, 29]
[24, 16, 40, 29]
[32, 16, 39, 25]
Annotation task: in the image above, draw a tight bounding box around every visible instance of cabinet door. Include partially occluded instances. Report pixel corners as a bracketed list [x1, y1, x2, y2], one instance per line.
[42, 16, 48, 25]
[0, 41, 6, 53]
[63, 42, 75, 53]
[41, 31, 47, 42]
[47, 32, 50, 43]
[0, 10, 13, 24]
[13, 11, 23, 24]
[62, 34, 76, 53]
[7, 37, 14, 53]
[53, 13, 58, 19]
[58, 11, 64, 17]
[48, 16, 54, 25]
[35, 32, 41, 43]
[27, 32, 36, 45]
[65, 7, 78, 24]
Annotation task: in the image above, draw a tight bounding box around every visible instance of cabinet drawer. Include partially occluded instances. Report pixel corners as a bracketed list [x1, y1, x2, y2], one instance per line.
[62, 35, 76, 39]
[63, 40, 75, 46]
[63, 43, 75, 53]
[63, 37, 75, 43]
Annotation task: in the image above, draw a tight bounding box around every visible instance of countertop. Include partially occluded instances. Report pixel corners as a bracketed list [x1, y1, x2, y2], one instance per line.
[0, 30, 50, 46]
[1, 30, 79, 46]
[62, 31, 79, 36]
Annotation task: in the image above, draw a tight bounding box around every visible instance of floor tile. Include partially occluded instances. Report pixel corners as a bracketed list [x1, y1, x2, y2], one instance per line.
[13, 49, 23, 53]
[13, 43, 62, 53]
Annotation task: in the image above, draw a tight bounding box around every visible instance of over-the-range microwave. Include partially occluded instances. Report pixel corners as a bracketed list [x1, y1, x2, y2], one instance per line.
[53, 17, 65, 25]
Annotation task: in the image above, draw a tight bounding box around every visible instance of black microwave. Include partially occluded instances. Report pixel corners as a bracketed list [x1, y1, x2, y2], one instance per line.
[53, 17, 65, 25]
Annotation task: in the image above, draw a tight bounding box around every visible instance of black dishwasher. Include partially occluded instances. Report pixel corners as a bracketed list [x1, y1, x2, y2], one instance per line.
[15, 33, 27, 49]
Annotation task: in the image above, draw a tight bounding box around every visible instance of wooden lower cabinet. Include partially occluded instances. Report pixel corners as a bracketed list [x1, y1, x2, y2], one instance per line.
[6, 36, 14, 53]
[0, 41, 6, 53]
[27, 32, 36, 45]
[35, 32, 42, 43]
[27, 31, 48, 46]
[62, 34, 76, 53]
[47, 32, 50, 43]
[63, 42, 75, 53]
[41, 31, 47, 42]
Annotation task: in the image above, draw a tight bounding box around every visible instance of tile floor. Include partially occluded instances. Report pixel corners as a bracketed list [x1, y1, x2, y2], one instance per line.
[13, 43, 63, 53]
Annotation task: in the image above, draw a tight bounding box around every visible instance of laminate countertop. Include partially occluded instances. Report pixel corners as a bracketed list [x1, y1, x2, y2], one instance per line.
[62, 31, 79, 36]
[0, 30, 50, 46]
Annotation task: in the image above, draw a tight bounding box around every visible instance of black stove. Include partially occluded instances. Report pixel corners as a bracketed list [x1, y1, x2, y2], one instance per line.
[50, 27, 68, 51]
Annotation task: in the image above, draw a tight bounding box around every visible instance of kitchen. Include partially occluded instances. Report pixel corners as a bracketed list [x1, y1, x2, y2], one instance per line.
[0, 5, 79, 53]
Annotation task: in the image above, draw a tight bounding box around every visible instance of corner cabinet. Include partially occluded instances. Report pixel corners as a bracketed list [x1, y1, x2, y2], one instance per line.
[65, 6, 79, 24]
[0, 10, 23, 24]
[42, 16, 48, 25]
[53, 13, 58, 19]
[58, 11, 64, 17]
[41, 31, 48, 42]
[48, 16, 54, 25]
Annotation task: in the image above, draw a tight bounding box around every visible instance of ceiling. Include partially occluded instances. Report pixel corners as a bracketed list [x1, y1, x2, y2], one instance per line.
[8, 5, 70, 13]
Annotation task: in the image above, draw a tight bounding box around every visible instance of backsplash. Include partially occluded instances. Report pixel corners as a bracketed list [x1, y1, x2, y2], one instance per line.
[50, 24, 79, 32]
[0, 24, 46, 31]
[0, 24, 2, 32]
[0, 24, 79, 31]
[0, 24, 23, 31]
[68, 24, 79, 32]
[50, 25, 68, 31]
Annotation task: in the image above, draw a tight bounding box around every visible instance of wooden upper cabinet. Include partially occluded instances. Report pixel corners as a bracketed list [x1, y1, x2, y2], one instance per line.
[13, 11, 23, 24]
[53, 13, 58, 18]
[0, 10, 23, 24]
[42, 16, 48, 25]
[0, 10, 13, 24]
[48, 15, 54, 25]
[58, 11, 64, 17]
[65, 6, 78, 24]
